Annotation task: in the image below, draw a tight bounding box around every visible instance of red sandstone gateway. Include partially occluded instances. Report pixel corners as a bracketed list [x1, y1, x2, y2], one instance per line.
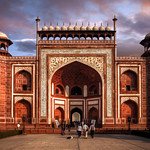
[0, 16, 150, 132]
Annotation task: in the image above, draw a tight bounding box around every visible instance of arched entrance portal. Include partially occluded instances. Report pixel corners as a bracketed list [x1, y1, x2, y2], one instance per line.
[121, 100, 138, 124]
[71, 108, 82, 125]
[51, 61, 102, 126]
[54, 107, 64, 122]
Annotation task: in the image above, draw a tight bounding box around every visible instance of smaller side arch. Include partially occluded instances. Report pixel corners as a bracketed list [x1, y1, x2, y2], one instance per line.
[121, 100, 138, 124]
[54, 107, 65, 122]
[15, 99, 32, 124]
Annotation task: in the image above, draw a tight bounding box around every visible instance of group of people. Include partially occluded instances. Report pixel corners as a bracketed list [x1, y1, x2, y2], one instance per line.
[60, 121, 95, 139]
[60, 121, 72, 135]
[77, 122, 95, 138]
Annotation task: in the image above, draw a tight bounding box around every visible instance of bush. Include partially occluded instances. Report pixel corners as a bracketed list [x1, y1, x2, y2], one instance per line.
[131, 130, 150, 138]
[0, 130, 22, 139]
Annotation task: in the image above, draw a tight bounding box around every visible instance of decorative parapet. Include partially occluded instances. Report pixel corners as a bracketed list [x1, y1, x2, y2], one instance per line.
[6, 56, 36, 61]
[36, 17, 117, 41]
[10, 56, 36, 60]
[38, 39, 114, 44]
[116, 57, 145, 61]
[38, 30, 115, 41]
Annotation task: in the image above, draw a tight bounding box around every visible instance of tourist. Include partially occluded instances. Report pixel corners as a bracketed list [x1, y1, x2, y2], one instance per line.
[67, 123, 71, 135]
[77, 123, 82, 138]
[89, 123, 95, 138]
[83, 123, 89, 138]
[60, 121, 66, 135]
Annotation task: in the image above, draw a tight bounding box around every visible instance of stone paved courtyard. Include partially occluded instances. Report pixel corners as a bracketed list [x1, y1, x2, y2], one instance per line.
[0, 134, 150, 150]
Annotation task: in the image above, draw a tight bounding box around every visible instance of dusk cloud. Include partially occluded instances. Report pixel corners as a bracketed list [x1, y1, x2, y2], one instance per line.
[0, 0, 149, 56]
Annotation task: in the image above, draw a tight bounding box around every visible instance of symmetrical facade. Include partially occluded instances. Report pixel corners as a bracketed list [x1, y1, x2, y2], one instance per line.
[0, 17, 150, 131]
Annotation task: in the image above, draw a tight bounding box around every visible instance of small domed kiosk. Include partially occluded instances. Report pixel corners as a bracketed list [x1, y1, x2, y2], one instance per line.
[140, 32, 150, 57]
[0, 31, 12, 56]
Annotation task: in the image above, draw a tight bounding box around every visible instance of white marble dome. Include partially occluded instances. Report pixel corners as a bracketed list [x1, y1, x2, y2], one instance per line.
[99, 23, 105, 31]
[0, 31, 8, 39]
[68, 23, 74, 31]
[42, 25, 48, 31]
[61, 23, 67, 31]
[74, 23, 80, 31]
[55, 24, 60, 31]
[49, 24, 54, 31]
[105, 24, 111, 31]
[86, 23, 93, 30]
[145, 33, 150, 39]
[80, 23, 86, 30]
[93, 24, 99, 31]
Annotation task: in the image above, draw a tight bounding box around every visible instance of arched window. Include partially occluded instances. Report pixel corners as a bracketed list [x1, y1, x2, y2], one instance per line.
[42, 37, 47, 40]
[71, 86, 82, 95]
[55, 37, 60, 40]
[99, 37, 104, 40]
[55, 84, 64, 95]
[121, 70, 138, 93]
[89, 85, 98, 95]
[0, 43, 6, 50]
[15, 70, 32, 92]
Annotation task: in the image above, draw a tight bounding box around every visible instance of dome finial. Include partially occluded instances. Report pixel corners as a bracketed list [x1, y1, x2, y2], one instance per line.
[100, 23, 105, 31]
[74, 22, 79, 31]
[80, 22, 86, 30]
[42, 24, 48, 31]
[93, 23, 98, 31]
[68, 22, 73, 30]
[105, 22, 111, 31]
[36, 16, 40, 22]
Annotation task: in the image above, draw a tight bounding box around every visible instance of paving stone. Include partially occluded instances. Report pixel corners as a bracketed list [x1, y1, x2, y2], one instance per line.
[0, 134, 150, 150]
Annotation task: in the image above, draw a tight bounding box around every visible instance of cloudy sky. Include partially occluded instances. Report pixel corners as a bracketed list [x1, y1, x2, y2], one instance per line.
[0, 0, 150, 56]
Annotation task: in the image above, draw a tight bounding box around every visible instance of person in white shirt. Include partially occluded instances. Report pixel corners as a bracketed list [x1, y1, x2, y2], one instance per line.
[77, 123, 82, 138]
[83, 123, 89, 138]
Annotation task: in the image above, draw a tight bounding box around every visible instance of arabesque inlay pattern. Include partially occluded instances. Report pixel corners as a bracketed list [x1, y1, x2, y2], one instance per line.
[14, 96, 32, 104]
[40, 48, 113, 117]
[15, 67, 32, 74]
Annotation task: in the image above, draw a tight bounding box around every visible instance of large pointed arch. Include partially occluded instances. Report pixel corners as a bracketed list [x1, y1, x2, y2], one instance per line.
[51, 61, 102, 98]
